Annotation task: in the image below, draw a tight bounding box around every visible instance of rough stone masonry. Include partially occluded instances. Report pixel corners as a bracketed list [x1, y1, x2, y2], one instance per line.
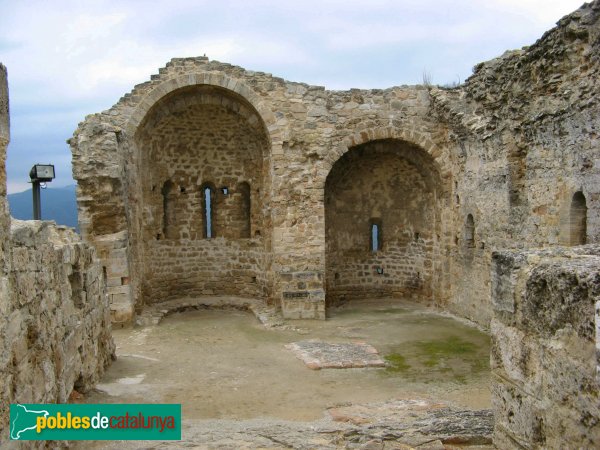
[0, 63, 115, 447]
[491, 245, 600, 449]
[70, 2, 599, 331]
[0, 0, 582, 447]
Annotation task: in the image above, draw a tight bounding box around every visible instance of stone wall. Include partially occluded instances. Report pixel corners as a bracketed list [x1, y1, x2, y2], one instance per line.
[0, 65, 115, 442]
[0, 63, 13, 438]
[70, 1, 599, 325]
[69, 64, 454, 322]
[431, 0, 600, 324]
[490, 245, 600, 448]
[0, 222, 115, 432]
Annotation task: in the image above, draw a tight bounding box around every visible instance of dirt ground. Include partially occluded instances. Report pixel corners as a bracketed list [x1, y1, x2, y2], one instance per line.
[84, 299, 491, 422]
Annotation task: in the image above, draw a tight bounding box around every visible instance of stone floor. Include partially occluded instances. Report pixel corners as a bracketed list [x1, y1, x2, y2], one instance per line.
[77, 299, 493, 448]
[286, 341, 386, 369]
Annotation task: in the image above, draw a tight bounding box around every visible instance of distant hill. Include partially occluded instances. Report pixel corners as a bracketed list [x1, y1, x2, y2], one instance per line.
[8, 184, 79, 230]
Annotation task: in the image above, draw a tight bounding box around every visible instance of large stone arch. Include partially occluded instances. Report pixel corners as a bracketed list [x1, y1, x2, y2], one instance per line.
[124, 73, 282, 148]
[323, 131, 450, 308]
[126, 77, 277, 309]
[320, 126, 452, 193]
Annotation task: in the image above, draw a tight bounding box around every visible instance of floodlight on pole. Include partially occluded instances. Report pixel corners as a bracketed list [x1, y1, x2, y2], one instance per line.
[29, 164, 55, 220]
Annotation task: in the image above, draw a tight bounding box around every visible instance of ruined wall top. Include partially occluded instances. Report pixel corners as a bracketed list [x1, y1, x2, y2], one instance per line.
[431, 0, 600, 138]
[466, 0, 599, 99]
[0, 63, 8, 145]
[91, 55, 422, 125]
[72, 0, 600, 154]
[70, 53, 434, 147]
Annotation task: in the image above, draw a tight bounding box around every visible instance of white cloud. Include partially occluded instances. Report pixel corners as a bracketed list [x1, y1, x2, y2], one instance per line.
[486, 0, 584, 24]
[306, 0, 583, 50]
[0, 0, 587, 192]
[60, 13, 128, 59]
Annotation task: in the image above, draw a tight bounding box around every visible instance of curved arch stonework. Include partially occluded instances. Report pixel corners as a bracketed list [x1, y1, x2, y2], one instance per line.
[321, 126, 451, 191]
[324, 137, 448, 306]
[128, 76, 275, 310]
[124, 73, 283, 150]
[62, 7, 600, 446]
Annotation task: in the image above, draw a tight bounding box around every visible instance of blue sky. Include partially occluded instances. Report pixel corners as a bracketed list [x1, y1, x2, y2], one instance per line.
[0, 0, 584, 193]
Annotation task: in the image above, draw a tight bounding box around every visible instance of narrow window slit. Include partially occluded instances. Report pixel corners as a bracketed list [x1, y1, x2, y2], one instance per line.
[370, 219, 382, 252]
[204, 186, 213, 239]
[570, 191, 587, 246]
[465, 214, 475, 248]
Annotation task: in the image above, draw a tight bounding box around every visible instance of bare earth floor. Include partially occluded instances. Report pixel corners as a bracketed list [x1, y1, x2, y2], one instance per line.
[78, 299, 493, 449]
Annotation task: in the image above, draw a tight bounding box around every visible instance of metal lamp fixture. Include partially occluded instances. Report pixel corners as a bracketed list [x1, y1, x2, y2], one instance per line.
[29, 164, 55, 220]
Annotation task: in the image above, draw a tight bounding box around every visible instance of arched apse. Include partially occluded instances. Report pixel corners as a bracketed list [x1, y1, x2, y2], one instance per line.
[324, 139, 443, 305]
[132, 85, 272, 305]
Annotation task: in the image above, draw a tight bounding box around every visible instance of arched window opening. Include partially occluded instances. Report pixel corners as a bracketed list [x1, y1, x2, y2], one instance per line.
[465, 214, 475, 248]
[161, 180, 175, 239]
[238, 182, 251, 238]
[370, 219, 382, 252]
[570, 191, 587, 246]
[201, 184, 215, 239]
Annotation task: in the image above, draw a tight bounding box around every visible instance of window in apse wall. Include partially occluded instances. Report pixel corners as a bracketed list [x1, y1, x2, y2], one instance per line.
[465, 214, 475, 248]
[370, 219, 382, 252]
[203, 186, 214, 239]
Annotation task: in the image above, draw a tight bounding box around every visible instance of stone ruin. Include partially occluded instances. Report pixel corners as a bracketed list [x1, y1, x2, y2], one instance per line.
[70, 3, 599, 330]
[0, 64, 115, 445]
[0, 1, 599, 448]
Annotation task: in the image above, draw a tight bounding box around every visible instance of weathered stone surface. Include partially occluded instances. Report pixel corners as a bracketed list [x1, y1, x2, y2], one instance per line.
[490, 245, 600, 449]
[326, 140, 441, 304]
[0, 63, 8, 144]
[0, 64, 10, 339]
[133, 295, 274, 327]
[0, 221, 116, 444]
[1, 1, 596, 448]
[92, 231, 132, 325]
[76, 399, 493, 449]
[286, 340, 386, 369]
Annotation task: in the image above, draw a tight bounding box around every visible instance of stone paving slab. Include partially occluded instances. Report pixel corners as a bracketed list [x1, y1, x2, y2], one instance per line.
[285, 340, 386, 369]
